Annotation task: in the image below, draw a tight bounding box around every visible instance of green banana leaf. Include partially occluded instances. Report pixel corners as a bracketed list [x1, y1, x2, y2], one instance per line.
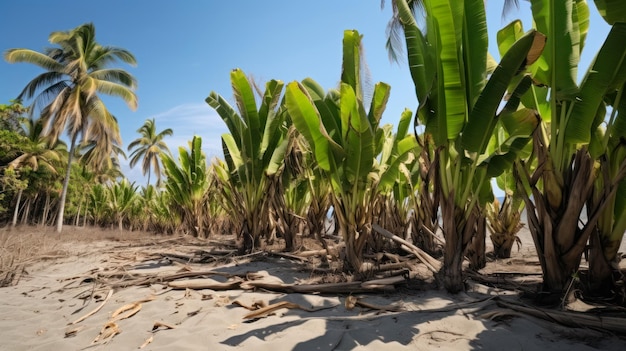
[424, 0, 467, 142]
[565, 23, 626, 144]
[461, 31, 544, 154]
[393, 0, 434, 106]
[462, 0, 488, 108]
[530, 0, 588, 97]
[594, 0, 626, 24]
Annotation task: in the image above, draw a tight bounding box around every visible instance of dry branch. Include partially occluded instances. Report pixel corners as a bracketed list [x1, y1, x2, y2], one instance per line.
[496, 298, 626, 335]
[242, 300, 336, 319]
[68, 289, 113, 325]
[168, 278, 242, 290]
[372, 224, 441, 273]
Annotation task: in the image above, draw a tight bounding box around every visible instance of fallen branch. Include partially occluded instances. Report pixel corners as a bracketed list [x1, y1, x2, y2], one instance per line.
[242, 300, 336, 319]
[373, 224, 441, 273]
[69, 289, 113, 325]
[168, 278, 242, 290]
[496, 298, 626, 335]
[345, 296, 402, 312]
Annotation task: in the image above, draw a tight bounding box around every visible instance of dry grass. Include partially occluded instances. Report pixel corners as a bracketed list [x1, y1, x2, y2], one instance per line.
[0, 225, 159, 287]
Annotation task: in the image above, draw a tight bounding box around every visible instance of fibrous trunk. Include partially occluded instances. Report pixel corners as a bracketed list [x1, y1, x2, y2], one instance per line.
[517, 140, 600, 297]
[440, 194, 479, 293]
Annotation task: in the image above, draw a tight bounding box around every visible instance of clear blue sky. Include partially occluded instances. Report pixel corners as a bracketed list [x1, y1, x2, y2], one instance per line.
[0, 1, 610, 185]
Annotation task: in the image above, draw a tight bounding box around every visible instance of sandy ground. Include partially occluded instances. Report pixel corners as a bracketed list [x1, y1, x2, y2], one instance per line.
[1, 225, 625, 351]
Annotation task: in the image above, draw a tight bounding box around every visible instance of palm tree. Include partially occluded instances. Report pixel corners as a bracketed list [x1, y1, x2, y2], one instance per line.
[4, 23, 137, 233]
[8, 117, 63, 226]
[128, 118, 173, 186]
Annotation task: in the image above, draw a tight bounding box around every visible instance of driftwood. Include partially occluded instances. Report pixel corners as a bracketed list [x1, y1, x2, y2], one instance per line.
[372, 224, 442, 273]
[243, 279, 399, 294]
[69, 289, 113, 325]
[345, 296, 402, 312]
[168, 278, 243, 290]
[242, 301, 336, 319]
[496, 298, 626, 335]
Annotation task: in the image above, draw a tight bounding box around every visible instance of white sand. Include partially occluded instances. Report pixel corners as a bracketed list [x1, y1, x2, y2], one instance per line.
[0, 227, 625, 350]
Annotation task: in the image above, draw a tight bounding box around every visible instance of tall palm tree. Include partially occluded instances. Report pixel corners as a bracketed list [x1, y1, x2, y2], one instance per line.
[8, 117, 63, 226]
[4, 23, 138, 232]
[128, 118, 173, 186]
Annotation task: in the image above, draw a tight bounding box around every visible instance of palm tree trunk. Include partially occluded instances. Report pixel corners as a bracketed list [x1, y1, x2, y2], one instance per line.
[74, 194, 83, 226]
[11, 189, 23, 227]
[56, 134, 77, 233]
[41, 193, 50, 226]
[22, 198, 31, 224]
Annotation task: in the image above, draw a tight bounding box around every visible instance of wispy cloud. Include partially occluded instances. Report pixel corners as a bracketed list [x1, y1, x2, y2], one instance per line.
[152, 102, 227, 158]
[123, 103, 228, 185]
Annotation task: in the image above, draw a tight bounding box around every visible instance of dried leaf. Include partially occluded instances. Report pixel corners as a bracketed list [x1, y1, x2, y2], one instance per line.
[139, 335, 154, 349]
[152, 321, 176, 331]
[345, 296, 357, 310]
[110, 302, 142, 322]
[69, 289, 113, 325]
[92, 322, 120, 344]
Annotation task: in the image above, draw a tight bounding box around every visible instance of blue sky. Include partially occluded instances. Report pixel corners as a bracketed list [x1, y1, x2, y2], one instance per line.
[0, 1, 610, 185]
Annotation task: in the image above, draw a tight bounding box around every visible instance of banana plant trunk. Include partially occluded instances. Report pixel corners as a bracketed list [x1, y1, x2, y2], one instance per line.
[588, 230, 615, 296]
[334, 200, 369, 274]
[440, 192, 482, 293]
[517, 142, 601, 297]
[466, 211, 487, 271]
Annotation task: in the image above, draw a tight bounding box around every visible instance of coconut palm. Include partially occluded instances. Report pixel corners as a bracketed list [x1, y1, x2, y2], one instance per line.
[4, 23, 138, 233]
[106, 179, 138, 231]
[79, 130, 126, 183]
[8, 117, 63, 226]
[128, 118, 173, 187]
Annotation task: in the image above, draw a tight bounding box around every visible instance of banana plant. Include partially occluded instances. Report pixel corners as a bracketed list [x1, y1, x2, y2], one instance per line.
[285, 30, 417, 273]
[512, 0, 626, 297]
[206, 69, 288, 252]
[394, 0, 544, 292]
[370, 108, 419, 251]
[268, 126, 311, 251]
[210, 158, 243, 237]
[161, 136, 210, 237]
[584, 0, 626, 297]
[298, 132, 333, 254]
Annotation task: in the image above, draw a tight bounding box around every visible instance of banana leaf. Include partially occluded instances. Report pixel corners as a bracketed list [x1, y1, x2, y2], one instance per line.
[594, 0, 626, 24]
[565, 23, 626, 144]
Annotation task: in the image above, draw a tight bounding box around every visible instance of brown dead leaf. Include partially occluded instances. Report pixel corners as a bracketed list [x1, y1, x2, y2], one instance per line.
[64, 325, 86, 338]
[345, 296, 357, 310]
[152, 321, 176, 332]
[110, 302, 142, 322]
[92, 322, 120, 344]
